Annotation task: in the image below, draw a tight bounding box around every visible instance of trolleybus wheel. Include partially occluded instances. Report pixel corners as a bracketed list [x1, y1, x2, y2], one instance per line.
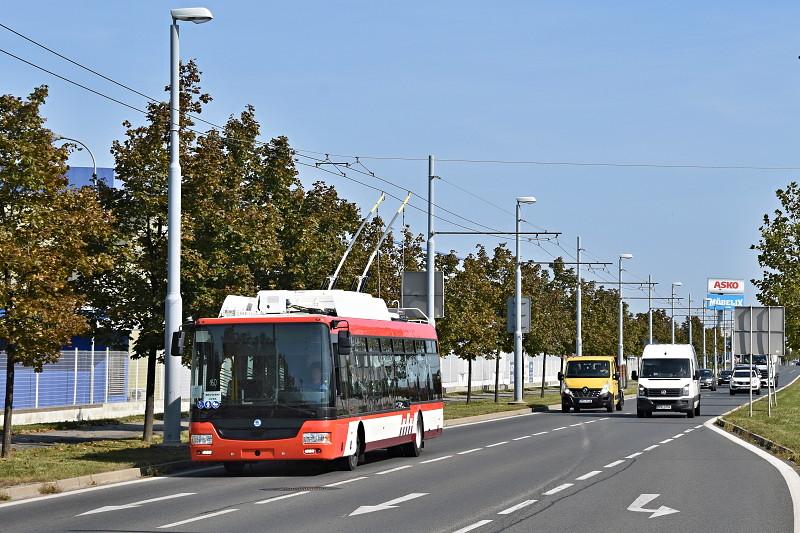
[403, 417, 423, 457]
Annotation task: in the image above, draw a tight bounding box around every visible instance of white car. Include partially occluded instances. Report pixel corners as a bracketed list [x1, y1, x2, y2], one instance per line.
[729, 369, 761, 395]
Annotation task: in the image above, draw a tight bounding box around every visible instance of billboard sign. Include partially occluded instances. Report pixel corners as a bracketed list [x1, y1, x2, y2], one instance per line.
[705, 293, 744, 310]
[707, 278, 745, 294]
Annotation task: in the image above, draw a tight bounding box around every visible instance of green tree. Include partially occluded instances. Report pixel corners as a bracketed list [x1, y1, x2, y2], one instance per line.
[0, 87, 111, 457]
[752, 182, 800, 352]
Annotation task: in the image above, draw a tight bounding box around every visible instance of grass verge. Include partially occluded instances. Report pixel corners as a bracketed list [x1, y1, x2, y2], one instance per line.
[722, 378, 800, 463]
[444, 391, 563, 419]
[0, 435, 188, 488]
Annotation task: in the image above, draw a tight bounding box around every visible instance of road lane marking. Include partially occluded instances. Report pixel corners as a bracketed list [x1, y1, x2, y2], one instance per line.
[552, 426, 568, 431]
[420, 455, 453, 464]
[575, 470, 601, 481]
[498, 499, 538, 514]
[584, 420, 596, 424]
[349, 492, 428, 516]
[672, 434, 683, 439]
[694, 424, 703, 429]
[458, 448, 482, 455]
[532, 431, 548, 436]
[684, 428, 694, 433]
[78, 492, 195, 516]
[627, 493, 679, 519]
[569, 423, 583, 427]
[598, 417, 610, 421]
[376, 465, 413, 475]
[625, 452, 643, 459]
[452, 519, 493, 532]
[486, 441, 509, 447]
[512, 435, 532, 441]
[604, 460, 625, 468]
[643, 445, 659, 451]
[659, 438, 673, 444]
[158, 509, 238, 529]
[0, 477, 167, 510]
[543, 483, 573, 495]
[254, 491, 310, 505]
[324, 476, 368, 487]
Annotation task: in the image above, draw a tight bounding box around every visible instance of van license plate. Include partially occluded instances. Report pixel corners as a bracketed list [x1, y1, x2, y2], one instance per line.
[656, 404, 671, 410]
[579, 399, 592, 404]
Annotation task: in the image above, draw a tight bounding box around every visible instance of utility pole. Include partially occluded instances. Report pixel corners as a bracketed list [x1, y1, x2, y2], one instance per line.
[702, 302, 707, 368]
[648, 275, 653, 345]
[427, 155, 436, 327]
[576, 236, 582, 356]
[688, 292, 692, 349]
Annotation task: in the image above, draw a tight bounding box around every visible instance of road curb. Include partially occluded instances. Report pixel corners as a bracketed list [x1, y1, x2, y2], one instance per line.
[0, 460, 196, 502]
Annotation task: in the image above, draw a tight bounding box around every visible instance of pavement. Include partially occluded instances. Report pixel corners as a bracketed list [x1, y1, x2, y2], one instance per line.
[1, 365, 797, 533]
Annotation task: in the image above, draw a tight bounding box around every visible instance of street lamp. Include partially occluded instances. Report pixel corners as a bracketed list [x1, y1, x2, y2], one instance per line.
[513, 196, 536, 404]
[671, 281, 683, 343]
[52, 134, 97, 182]
[164, 6, 214, 446]
[618, 254, 633, 378]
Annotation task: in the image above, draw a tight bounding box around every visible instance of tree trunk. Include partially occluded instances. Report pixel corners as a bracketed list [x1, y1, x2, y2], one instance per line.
[142, 348, 156, 443]
[540, 353, 547, 398]
[493, 350, 500, 403]
[1, 345, 16, 458]
[466, 358, 472, 404]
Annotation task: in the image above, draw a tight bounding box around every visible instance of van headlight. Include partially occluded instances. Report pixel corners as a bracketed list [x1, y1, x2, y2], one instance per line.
[563, 388, 573, 396]
[682, 385, 690, 396]
[303, 432, 331, 444]
[191, 434, 212, 445]
[600, 384, 610, 395]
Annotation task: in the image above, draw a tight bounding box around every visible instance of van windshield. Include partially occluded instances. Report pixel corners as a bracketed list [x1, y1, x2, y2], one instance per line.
[640, 358, 690, 379]
[565, 360, 610, 378]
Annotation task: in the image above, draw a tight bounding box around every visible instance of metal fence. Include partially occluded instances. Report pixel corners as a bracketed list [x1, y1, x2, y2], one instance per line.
[0, 349, 130, 410]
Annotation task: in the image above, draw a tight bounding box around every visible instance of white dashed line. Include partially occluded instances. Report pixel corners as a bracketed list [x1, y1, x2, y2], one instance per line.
[158, 509, 239, 529]
[694, 424, 703, 429]
[254, 491, 310, 505]
[452, 519, 493, 533]
[584, 420, 597, 424]
[604, 460, 625, 468]
[420, 455, 453, 464]
[643, 445, 659, 451]
[672, 434, 683, 439]
[659, 438, 673, 444]
[498, 499, 538, 515]
[569, 423, 583, 427]
[543, 483, 574, 495]
[324, 476, 368, 487]
[684, 428, 694, 433]
[532, 431, 548, 436]
[575, 470, 601, 481]
[512, 435, 532, 441]
[376, 465, 412, 475]
[486, 441, 509, 448]
[458, 448, 482, 455]
[598, 417, 610, 421]
[552, 426, 568, 431]
[625, 452, 643, 459]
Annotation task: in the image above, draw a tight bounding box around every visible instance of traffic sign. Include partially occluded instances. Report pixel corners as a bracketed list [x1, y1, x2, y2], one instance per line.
[506, 296, 531, 333]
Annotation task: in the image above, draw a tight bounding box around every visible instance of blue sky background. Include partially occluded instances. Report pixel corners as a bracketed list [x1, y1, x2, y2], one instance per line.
[3, 2, 799, 315]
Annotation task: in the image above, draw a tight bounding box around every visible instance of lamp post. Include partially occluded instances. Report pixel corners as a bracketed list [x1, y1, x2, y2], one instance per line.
[52, 134, 97, 181]
[618, 254, 633, 378]
[513, 196, 536, 404]
[164, 6, 214, 446]
[671, 281, 682, 343]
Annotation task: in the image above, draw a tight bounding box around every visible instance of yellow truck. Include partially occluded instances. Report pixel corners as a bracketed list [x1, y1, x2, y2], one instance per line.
[557, 356, 624, 413]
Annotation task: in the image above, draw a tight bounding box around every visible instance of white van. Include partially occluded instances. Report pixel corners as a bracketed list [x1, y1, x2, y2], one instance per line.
[632, 344, 701, 419]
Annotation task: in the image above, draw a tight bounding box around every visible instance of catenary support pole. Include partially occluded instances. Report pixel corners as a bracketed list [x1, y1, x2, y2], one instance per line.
[427, 155, 435, 327]
[648, 275, 653, 345]
[576, 236, 582, 356]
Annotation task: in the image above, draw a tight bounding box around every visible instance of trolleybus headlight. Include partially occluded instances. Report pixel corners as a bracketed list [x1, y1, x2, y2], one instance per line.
[303, 432, 331, 444]
[191, 434, 213, 445]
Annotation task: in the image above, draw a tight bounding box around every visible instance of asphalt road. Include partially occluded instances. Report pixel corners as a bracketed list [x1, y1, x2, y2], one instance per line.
[2, 365, 798, 533]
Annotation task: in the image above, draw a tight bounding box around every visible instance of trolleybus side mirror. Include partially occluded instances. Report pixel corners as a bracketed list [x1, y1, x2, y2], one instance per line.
[631, 370, 638, 381]
[337, 330, 352, 356]
[557, 371, 564, 382]
[170, 331, 184, 357]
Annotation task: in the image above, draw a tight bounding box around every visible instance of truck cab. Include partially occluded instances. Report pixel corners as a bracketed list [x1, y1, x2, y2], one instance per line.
[558, 356, 623, 413]
[633, 344, 700, 418]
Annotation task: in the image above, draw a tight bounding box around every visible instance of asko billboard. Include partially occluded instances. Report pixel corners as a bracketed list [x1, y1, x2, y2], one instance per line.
[707, 278, 745, 294]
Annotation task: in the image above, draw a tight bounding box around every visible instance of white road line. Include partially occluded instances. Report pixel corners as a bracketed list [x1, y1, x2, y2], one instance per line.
[0, 477, 166, 509]
[420, 455, 453, 464]
[659, 438, 673, 444]
[584, 420, 596, 424]
[512, 435, 532, 441]
[375, 465, 413, 475]
[604, 460, 625, 468]
[625, 452, 643, 459]
[552, 426, 568, 431]
[575, 470, 601, 481]
[694, 424, 703, 429]
[158, 509, 238, 529]
[78, 492, 196, 516]
[458, 448, 482, 455]
[498, 499, 538, 515]
[324, 476, 368, 487]
[643, 444, 659, 451]
[672, 434, 684, 439]
[598, 417, 610, 421]
[254, 491, 310, 505]
[569, 423, 583, 427]
[486, 441, 509, 448]
[543, 483, 573, 495]
[532, 431, 548, 436]
[684, 428, 694, 433]
[452, 519, 493, 533]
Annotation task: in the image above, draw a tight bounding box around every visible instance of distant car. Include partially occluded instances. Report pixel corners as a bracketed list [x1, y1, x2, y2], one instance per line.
[699, 369, 716, 391]
[729, 369, 761, 395]
[718, 370, 733, 385]
[795, 360, 800, 366]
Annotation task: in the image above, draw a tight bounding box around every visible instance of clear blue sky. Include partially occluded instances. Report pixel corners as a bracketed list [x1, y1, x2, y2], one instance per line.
[3, 2, 799, 314]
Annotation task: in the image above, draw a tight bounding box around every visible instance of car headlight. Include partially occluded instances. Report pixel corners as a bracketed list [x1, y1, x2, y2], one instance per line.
[191, 434, 212, 445]
[600, 384, 610, 395]
[303, 432, 331, 444]
[682, 384, 690, 396]
[638, 385, 646, 397]
[563, 388, 573, 396]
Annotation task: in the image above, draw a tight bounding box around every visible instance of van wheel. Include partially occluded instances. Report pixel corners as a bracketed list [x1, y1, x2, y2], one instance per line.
[616, 395, 624, 411]
[606, 400, 613, 413]
[636, 409, 644, 418]
[561, 402, 570, 413]
[687, 406, 695, 418]
[729, 389, 735, 396]
[694, 403, 700, 416]
[402, 417, 423, 457]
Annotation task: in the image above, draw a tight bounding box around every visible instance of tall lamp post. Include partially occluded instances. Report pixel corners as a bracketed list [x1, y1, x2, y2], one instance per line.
[671, 281, 682, 343]
[618, 254, 633, 379]
[52, 134, 97, 181]
[513, 196, 537, 404]
[164, 6, 214, 446]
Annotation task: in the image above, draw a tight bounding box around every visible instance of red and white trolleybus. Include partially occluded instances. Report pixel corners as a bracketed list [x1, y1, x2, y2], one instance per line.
[180, 289, 443, 473]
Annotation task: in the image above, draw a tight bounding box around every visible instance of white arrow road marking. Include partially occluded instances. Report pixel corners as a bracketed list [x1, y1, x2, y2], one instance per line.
[349, 492, 428, 516]
[627, 494, 680, 519]
[77, 492, 195, 516]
